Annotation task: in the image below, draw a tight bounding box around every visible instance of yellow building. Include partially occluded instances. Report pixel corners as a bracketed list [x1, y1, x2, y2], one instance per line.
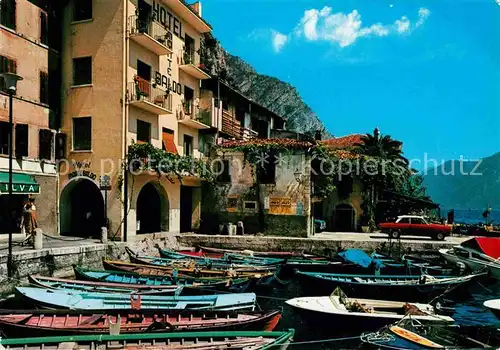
[58, 0, 212, 240]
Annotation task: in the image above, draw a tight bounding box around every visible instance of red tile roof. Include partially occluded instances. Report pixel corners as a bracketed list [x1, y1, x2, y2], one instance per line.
[321, 134, 364, 149]
[220, 138, 314, 149]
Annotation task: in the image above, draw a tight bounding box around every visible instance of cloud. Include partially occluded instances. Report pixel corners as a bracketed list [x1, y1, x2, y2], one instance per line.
[416, 7, 430, 27]
[271, 30, 289, 53]
[294, 6, 430, 48]
[395, 16, 410, 33]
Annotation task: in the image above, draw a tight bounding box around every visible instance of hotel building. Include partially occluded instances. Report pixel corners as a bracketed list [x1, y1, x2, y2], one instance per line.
[0, 0, 62, 237]
[57, 0, 212, 239]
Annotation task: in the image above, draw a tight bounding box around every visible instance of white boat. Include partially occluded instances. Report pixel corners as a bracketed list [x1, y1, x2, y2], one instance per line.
[439, 237, 500, 278]
[285, 288, 453, 331]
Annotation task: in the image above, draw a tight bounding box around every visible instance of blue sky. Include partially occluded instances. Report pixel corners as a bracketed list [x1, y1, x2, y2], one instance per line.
[203, 0, 500, 166]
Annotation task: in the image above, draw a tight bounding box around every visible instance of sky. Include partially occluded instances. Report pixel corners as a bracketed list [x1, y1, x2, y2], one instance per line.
[202, 0, 500, 167]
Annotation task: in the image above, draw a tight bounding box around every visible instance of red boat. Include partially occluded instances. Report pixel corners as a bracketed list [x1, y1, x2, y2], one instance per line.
[0, 309, 281, 337]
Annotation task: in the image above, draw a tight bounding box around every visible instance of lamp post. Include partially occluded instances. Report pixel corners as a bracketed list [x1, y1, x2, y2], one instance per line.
[1, 72, 23, 278]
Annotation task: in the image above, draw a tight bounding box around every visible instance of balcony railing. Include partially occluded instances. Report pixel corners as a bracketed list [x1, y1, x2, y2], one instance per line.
[128, 78, 172, 114]
[222, 111, 242, 139]
[178, 106, 211, 129]
[178, 49, 211, 80]
[242, 128, 258, 141]
[128, 15, 173, 55]
[196, 109, 211, 127]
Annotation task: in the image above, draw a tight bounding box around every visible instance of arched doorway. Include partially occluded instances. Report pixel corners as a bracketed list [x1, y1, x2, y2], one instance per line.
[136, 182, 169, 234]
[334, 204, 355, 232]
[60, 178, 104, 237]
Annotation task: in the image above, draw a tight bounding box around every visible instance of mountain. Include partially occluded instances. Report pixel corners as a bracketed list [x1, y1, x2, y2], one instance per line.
[423, 152, 500, 209]
[200, 34, 329, 137]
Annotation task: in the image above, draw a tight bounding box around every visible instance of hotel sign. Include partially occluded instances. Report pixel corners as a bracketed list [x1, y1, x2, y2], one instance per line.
[153, 1, 184, 39]
[68, 160, 97, 181]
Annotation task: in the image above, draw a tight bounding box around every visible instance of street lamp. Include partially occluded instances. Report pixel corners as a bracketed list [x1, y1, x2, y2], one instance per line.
[1, 72, 23, 278]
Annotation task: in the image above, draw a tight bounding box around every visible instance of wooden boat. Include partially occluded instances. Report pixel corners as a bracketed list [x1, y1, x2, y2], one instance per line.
[126, 247, 276, 273]
[16, 287, 257, 311]
[286, 288, 453, 331]
[74, 266, 253, 293]
[184, 245, 323, 259]
[361, 320, 500, 349]
[29, 275, 184, 295]
[0, 309, 282, 337]
[102, 259, 275, 283]
[439, 237, 500, 278]
[0, 329, 295, 350]
[295, 271, 485, 302]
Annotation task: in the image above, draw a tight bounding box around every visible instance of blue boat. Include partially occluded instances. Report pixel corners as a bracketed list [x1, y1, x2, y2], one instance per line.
[295, 271, 485, 302]
[16, 287, 257, 311]
[73, 266, 253, 293]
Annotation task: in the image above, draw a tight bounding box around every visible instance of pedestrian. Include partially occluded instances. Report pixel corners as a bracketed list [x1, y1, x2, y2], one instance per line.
[20, 197, 38, 244]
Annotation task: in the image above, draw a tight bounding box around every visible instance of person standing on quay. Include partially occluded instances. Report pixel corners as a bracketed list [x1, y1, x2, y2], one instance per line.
[20, 197, 38, 244]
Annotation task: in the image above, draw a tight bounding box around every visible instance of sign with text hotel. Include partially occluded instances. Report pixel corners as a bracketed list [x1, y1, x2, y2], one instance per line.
[152, 1, 184, 39]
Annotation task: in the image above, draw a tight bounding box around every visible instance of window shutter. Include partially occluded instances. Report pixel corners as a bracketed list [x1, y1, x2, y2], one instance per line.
[39, 129, 53, 160]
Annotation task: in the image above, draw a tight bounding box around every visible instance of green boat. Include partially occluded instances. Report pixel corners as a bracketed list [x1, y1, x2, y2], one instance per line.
[0, 330, 295, 350]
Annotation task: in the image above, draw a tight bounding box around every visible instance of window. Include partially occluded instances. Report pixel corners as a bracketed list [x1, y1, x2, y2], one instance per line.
[397, 217, 410, 224]
[183, 134, 193, 156]
[0, 0, 16, 30]
[411, 218, 425, 224]
[162, 128, 177, 153]
[215, 159, 231, 183]
[40, 11, 48, 45]
[0, 55, 17, 93]
[137, 120, 151, 143]
[39, 129, 53, 160]
[40, 71, 49, 105]
[73, 0, 92, 22]
[137, 60, 151, 81]
[184, 35, 195, 64]
[0, 121, 9, 155]
[15, 124, 28, 158]
[73, 57, 92, 86]
[256, 154, 276, 184]
[184, 86, 194, 115]
[222, 99, 229, 111]
[73, 117, 92, 151]
[244, 201, 257, 211]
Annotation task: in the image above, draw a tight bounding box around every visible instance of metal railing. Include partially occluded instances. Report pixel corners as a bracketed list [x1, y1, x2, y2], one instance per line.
[128, 15, 173, 50]
[128, 79, 172, 111]
[180, 49, 199, 66]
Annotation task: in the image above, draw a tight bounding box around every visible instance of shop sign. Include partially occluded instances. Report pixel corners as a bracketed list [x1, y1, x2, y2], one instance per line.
[68, 160, 97, 181]
[269, 197, 292, 215]
[0, 183, 40, 194]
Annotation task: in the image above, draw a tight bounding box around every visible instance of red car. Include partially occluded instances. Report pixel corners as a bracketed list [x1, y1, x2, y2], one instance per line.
[379, 215, 451, 240]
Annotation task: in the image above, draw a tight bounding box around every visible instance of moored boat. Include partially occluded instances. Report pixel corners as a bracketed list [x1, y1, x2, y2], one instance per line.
[483, 299, 500, 320]
[15, 287, 257, 311]
[0, 329, 295, 350]
[295, 271, 484, 301]
[286, 288, 453, 331]
[182, 245, 322, 259]
[361, 320, 500, 349]
[73, 266, 253, 293]
[0, 309, 282, 337]
[439, 237, 500, 278]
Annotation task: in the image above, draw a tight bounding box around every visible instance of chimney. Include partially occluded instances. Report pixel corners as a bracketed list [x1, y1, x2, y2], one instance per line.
[315, 130, 322, 141]
[189, 1, 202, 17]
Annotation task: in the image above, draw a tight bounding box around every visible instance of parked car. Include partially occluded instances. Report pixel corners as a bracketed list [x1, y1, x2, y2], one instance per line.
[315, 219, 326, 233]
[379, 215, 451, 240]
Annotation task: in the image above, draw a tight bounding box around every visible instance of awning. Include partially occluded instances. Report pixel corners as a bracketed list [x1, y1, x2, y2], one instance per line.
[0, 171, 40, 194]
[461, 237, 500, 259]
[162, 130, 178, 154]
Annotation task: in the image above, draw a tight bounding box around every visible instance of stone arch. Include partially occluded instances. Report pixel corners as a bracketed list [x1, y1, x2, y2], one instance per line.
[60, 177, 104, 237]
[135, 181, 169, 234]
[334, 203, 356, 232]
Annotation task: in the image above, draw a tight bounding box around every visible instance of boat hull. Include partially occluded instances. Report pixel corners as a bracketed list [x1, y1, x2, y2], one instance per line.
[440, 248, 500, 278]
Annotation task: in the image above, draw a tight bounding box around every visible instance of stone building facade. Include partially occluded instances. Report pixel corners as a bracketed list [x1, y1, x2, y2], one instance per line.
[0, 0, 61, 237]
[57, 0, 212, 239]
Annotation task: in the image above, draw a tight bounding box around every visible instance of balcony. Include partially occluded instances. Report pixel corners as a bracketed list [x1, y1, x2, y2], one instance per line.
[178, 104, 211, 130]
[179, 50, 211, 80]
[128, 78, 172, 115]
[128, 15, 173, 56]
[242, 128, 258, 141]
[222, 110, 242, 139]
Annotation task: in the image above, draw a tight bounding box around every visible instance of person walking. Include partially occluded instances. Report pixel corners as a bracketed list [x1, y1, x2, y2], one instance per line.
[20, 197, 38, 244]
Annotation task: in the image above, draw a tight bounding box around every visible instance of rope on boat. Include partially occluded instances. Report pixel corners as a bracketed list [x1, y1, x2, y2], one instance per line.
[285, 335, 361, 345]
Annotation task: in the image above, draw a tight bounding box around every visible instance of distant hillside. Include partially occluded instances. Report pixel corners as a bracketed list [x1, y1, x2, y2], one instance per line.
[423, 152, 500, 209]
[200, 34, 329, 137]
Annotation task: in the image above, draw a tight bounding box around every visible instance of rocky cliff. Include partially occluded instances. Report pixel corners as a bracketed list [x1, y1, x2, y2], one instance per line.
[200, 34, 329, 137]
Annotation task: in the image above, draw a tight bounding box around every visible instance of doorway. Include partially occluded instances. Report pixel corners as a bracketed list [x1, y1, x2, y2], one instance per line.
[180, 186, 193, 233]
[136, 182, 162, 234]
[334, 204, 355, 232]
[60, 178, 104, 237]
